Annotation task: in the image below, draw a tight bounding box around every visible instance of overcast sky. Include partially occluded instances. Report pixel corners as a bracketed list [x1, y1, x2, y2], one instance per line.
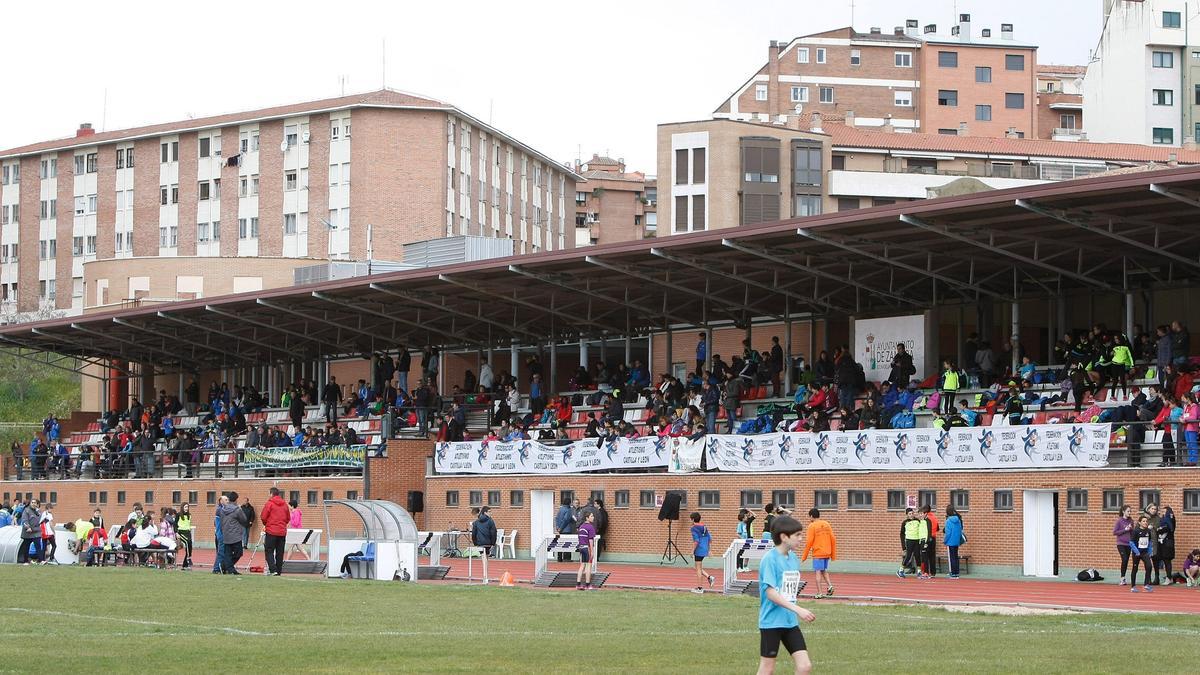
[3, 0, 1100, 172]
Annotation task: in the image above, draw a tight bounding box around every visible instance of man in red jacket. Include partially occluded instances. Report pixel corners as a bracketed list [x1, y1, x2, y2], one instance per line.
[260, 487, 291, 576]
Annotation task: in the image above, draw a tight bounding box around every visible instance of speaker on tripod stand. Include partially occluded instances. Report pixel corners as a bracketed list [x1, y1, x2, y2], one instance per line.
[658, 492, 689, 565]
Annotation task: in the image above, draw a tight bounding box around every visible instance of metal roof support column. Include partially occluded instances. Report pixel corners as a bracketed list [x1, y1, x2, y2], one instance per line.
[549, 326, 558, 396]
[957, 305, 965, 372]
[600, 335, 607, 370]
[664, 323, 673, 381]
[580, 337, 589, 370]
[511, 339, 519, 383]
[784, 297, 793, 396]
[704, 326, 713, 375]
[1010, 269, 1020, 377]
[625, 334, 632, 366]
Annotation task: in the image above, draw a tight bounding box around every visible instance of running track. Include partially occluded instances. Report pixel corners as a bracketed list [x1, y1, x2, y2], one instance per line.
[164, 549, 1200, 614]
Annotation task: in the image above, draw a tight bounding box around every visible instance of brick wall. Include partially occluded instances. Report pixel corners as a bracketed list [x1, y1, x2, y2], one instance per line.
[306, 113, 330, 258]
[425, 468, 1200, 573]
[96, 145, 116, 260]
[17, 157, 40, 311]
[257, 120, 283, 256]
[53, 152, 73, 310]
[218, 126, 240, 257]
[176, 133, 198, 256]
[132, 140, 160, 258]
[919, 44, 1038, 137]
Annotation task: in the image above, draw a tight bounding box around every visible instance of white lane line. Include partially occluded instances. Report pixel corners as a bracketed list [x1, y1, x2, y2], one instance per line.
[2, 607, 265, 636]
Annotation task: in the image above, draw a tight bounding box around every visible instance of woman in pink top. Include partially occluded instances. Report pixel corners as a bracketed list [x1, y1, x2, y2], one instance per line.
[288, 500, 302, 528]
[1183, 393, 1200, 465]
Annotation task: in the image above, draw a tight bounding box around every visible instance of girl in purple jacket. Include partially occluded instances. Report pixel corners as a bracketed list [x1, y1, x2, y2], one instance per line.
[1112, 505, 1134, 585]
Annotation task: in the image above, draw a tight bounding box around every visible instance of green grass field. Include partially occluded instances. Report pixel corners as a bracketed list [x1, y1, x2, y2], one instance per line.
[1, 567, 1197, 673]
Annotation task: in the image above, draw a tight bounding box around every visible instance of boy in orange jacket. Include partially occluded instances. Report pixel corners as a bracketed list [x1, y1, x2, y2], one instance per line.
[801, 508, 837, 597]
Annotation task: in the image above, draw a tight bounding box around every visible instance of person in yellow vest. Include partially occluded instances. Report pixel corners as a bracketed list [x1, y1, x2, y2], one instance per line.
[176, 503, 194, 570]
[1109, 335, 1135, 400]
[940, 361, 961, 415]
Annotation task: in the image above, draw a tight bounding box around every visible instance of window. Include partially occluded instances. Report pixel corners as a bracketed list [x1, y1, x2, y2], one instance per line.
[792, 142, 821, 185]
[144, 491, 154, 504]
[640, 490, 656, 508]
[1060, 114, 1077, 129]
[284, 214, 297, 234]
[692, 195, 705, 230]
[199, 137, 210, 158]
[815, 48, 826, 63]
[74, 155, 85, 174]
[894, 90, 912, 107]
[848, 490, 873, 510]
[895, 51, 912, 67]
[994, 490, 1013, 511]
[814, 490, 837, 509]
[975, 66, 992, 83]
[674, 149, 688, 184]
[199, 181, 211, 200]
[887, 490, 906, 511]
[72, 236, 83, 256]
[285, 125, 298, 148]
[850, 49, 861, 66]
[306, 490, 318, 506]
[667, 490, 687, 508]
[837, 197, 860, 211]
[1066, 489, 1088, 512]
[797, 47, 809, 63]
[755, 84, 768, 101]
[197, 222, 210, 242]
[740, 490, 763, 508]
[207, 491, 217, 505]
[692, 148, 705, 183]
[189, 491, 198, 505]
[950, 490, 970, 511]
[918, 490, 937, 509]
[98, 492, 107, 504]
[117, 490, 126, 504]
[699, 490, 721, 508]
[171, 184, 178, 204]
[1153, 89, 1174, 105]
[1005, 54, 1025, 71]
[445, 491, 459, 507]
[819, 87, 834, 103]
[772, 490, 796, 510]
[613, 490, 629, 508]
[1183, 489, 1200, 513]
[171, 490, 181, 505]
[976, 104, 992, 121]
[347, 490, 359, 501]
[285, 170, 297, 191]
[487, 490, 501, 507]
[674, 195, 687, 232]
[938, 89, 958, 106]
[1164, 10, 1182, 28]
[938, 51, 958, 67]
[791, 86, 809, 103]
[1153, 51, 1174, 68]
[84, 153, 97, 173]
[1005, 92, 1025, 109]
[1102, 489, 1124, 512]
[1153, 127, 1174, 144]
[89, 492, 96, 504]
[1139, 489, 1160, 510]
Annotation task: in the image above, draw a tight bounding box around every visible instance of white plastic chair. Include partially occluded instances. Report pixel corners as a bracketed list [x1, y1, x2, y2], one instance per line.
[495, 528, 506, 559]
[504, 529, 518, 559]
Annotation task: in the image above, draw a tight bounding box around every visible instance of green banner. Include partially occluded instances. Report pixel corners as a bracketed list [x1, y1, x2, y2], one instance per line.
[242, 444, 367, 470]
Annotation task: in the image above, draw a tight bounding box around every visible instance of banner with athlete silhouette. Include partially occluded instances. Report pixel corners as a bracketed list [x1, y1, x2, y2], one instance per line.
[434, 436, 670, 474]
[699, 424, 1110, 472]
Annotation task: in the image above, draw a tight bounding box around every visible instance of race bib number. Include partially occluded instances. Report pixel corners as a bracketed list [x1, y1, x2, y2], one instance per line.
[780, 570, 802, 603]
[1138, 536, 1150, 549]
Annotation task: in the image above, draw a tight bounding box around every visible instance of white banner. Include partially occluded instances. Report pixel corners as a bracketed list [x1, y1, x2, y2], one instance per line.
[437, 425, 1110, 474]
[855, 314, 925, 384]
[434, 436, 670, 474]
[703, 424, 1111, 472]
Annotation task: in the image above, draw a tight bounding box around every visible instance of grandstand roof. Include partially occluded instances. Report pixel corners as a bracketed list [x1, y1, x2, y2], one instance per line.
[5, 164, 1200, 372]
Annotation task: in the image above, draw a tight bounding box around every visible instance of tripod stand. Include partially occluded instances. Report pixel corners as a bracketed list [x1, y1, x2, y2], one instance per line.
[659, 520, 690, 566]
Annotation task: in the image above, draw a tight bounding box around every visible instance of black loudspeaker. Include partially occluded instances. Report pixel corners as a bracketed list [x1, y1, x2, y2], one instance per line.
[407, 491, 425, 513]
[658, 492, 682, 521]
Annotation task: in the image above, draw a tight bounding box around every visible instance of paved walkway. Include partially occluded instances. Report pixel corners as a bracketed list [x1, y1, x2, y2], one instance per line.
[153, 549, 1200, 614]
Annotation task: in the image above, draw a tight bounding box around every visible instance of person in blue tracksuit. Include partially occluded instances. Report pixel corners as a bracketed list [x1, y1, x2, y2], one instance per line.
[943, 506, 965, 579]
[212, 496, 225, 574]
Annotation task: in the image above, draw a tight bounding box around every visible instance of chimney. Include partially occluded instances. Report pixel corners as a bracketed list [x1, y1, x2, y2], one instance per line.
[951, 25, 960, 36]
[870, 27, 881, 34]
[958, 122, 968, 136]
[1001, 23, 1014, 40]
[1005, 126, 1021, 139]
[76, 123, 95, 138]
[882, 114, 895, 133]
[958, 13, 971, 42]
[1169, 152, 1179, 166]
[767, 40, 781, 118]
[618, 157, 625, 172]
[906, 19, 919, 37]
[981, 28, 992, 38]
[924, 23, 937, 35]
[810, 112, 824, 133]
[894, 26, 905, 36]
[844, 110, 856, 127]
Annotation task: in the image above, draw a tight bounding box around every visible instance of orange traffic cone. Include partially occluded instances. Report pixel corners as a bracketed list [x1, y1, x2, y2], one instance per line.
[498, 570, 516, 587]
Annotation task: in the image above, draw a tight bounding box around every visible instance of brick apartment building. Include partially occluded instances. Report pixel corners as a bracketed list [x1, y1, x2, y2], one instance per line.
[657, 115, 1200, 232]
[573, 154, 656, 246]
[714, 15, 1075, 140]
[0, 89, 577, 319]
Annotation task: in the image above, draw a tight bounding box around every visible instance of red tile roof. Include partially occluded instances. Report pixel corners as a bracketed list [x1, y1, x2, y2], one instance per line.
[825, 124, 1200, 163]
[1038, 64, 1086, 75]
[0, 89, 448, 157]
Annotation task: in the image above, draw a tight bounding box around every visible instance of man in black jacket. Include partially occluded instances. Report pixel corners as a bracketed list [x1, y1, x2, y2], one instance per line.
[396, 345, 412, 394]
[321, 377, 341, 424]
[471, 506, 498, 557]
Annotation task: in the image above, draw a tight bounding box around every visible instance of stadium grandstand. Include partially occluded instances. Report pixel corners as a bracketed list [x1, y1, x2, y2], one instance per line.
[3, 163, 1200, 579]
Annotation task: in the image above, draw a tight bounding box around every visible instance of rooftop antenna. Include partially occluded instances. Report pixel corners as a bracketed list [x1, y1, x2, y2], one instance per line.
[489, 98, 494, 125]
[849, 0, 855, 26]
[381, 38, 386, 89]
[101, 88, 108, 132]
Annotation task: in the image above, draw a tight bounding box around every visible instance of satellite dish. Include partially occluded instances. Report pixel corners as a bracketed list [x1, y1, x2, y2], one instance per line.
[794, 104, 804, 114]
[279, 139, 289, 152]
